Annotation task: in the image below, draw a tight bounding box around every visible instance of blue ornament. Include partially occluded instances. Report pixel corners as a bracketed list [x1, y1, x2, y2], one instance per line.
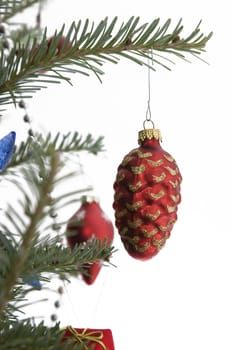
[23, 277, 42, 290]
[0, 131, 16, 171]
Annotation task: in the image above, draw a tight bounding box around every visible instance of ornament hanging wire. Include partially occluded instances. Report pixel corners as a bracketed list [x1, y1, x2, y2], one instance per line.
[144, 49, 155, 130]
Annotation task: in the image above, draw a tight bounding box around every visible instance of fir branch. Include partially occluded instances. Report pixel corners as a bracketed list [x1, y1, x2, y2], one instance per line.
[0, 0, 19, 17]
[0, 153, 59, 317]
[0, 232, 17, 308]
[0, 320, 86, 350]
[0, 233, 114, 319]
[0, 17, 212, 107]
[6, 132, 105, 171]
[0, 141, 112, 316]
[0, 284, 27, 323]
[0, 0, 45, 21]
[22, 237, 115, 279]
[39, 131, 105, 156]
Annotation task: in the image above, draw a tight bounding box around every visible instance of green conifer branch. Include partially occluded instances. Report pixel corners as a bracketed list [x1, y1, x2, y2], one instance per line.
[0, 17, 212, 109]
[0, 0, 45, 21]
[0, 233, 114, 321]
[0, 142, 114, 321]
[23, 237, 114, 278]
[4, 131, 105, 171]
[0, 153, 59, 317]
[0, 320, 85, 350]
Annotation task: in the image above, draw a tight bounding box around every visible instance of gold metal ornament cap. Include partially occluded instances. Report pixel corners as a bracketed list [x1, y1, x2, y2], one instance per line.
[80, 195, 99, 203]
[138, 128, 162, 145]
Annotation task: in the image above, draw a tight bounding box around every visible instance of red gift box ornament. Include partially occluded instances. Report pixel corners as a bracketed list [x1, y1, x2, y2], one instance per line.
[66, 197, 114, 284]
[113, 127, 182, 260]
[63, 326, 115, 350]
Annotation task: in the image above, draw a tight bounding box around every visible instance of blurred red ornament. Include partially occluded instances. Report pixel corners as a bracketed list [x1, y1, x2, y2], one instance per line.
[66, 197, 114, 284]
[113, 128, 182, 260]
[63, 326, 115, 350]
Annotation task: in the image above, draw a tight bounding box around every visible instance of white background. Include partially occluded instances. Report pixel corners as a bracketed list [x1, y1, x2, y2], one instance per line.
[2, 0, 233, 349]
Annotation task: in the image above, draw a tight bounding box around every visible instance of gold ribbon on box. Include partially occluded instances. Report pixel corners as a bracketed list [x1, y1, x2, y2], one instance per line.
[66, 326, 107, 350]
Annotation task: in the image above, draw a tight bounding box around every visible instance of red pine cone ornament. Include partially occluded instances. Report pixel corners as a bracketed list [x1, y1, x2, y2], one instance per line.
[66, 197, 114, 284]
[113, 128, 182, 260]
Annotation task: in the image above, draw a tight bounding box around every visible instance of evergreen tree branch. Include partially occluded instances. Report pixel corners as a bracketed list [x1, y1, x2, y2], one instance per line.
[0, 17, 212, 108]
[0, 320, 86, 350]
[0, 230, 115, 320]
[0, 0, 19, 17]
[0, 153, 59, 317]
[1, 131, 104, 172]
[0, 143, 114, 319]
[0, 0, 46, 21]
[22, 237, 115, 279]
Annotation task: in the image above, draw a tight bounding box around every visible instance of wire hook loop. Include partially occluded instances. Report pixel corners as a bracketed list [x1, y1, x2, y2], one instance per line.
[143, 119, 155, 130]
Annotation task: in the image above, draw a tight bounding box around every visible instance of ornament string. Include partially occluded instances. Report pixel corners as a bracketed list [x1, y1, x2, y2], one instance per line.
[61, 271, 110, 326]
[66, 326, 107, 350]
[62, 281, 81, 324]
[144, 49, 155, 130]
[92, 265, 111, 324]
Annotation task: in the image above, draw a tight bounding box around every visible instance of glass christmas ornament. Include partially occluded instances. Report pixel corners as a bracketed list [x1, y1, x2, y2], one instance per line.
[66, 196, 114, 284]
[113, 128, 182, 260]
[0, 131, 16, 171]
